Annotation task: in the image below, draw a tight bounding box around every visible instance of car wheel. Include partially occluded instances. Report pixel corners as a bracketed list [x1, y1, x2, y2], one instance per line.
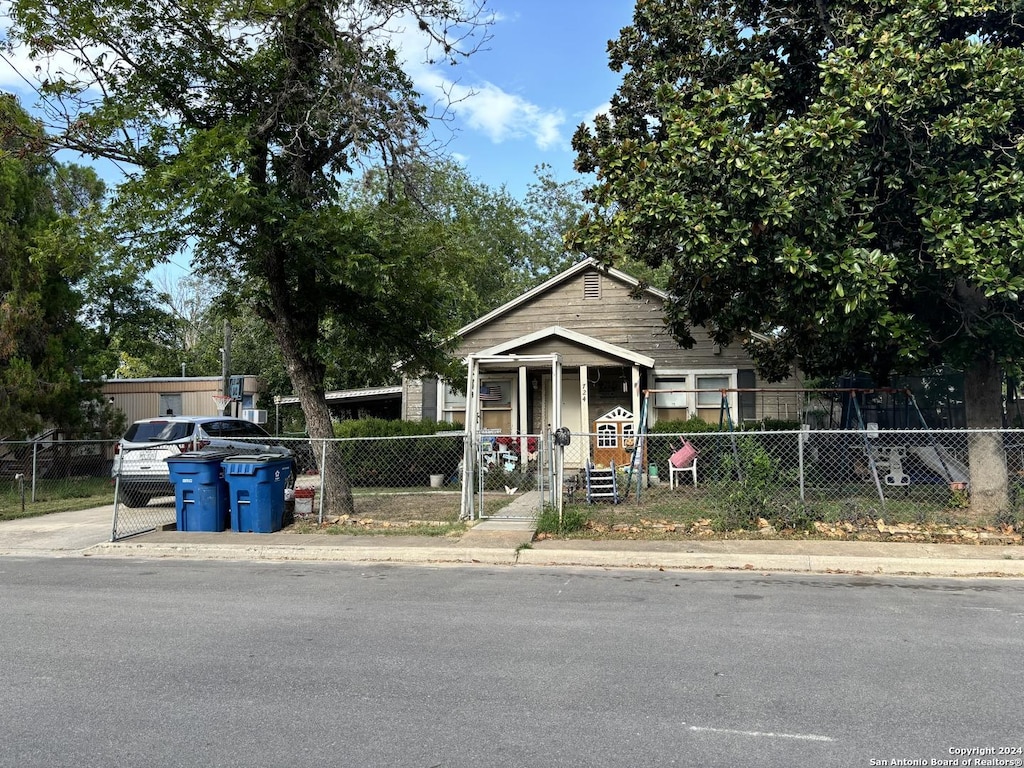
[120, 488, 152, 508]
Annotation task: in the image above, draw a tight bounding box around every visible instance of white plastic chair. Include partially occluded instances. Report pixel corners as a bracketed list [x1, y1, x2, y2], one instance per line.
[669, 454, 698, 489]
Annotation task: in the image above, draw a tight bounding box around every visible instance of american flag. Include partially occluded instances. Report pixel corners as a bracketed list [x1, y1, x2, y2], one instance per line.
[479, 384, 503, 401]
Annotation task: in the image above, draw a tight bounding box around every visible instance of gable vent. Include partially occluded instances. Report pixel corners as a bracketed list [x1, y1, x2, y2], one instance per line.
[583, 272, 602, 300]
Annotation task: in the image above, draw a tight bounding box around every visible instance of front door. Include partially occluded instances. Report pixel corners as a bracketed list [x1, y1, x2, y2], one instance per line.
[540, 373, 585, 468]
[541, 373, 584, 435]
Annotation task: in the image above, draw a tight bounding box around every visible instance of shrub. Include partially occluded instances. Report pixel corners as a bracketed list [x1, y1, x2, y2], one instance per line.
[334, 418, 461, 438]
[649, 417, 721, 434]
[333, 420, 464, 487]
[712, 436, 789, 530]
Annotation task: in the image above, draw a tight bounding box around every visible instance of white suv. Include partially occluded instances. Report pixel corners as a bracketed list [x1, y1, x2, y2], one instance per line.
[113, 416, 292, 507]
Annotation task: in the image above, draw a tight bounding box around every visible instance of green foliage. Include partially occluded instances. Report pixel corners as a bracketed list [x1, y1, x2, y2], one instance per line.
[712, 437, 787, 531]
[536, 505, 589, 536]
[649, 418, 722, 434]
[948, 484, 970, 510]
[6, 0, 493, 455]
[770, 505, 818, 535]
[333, 419, 461, 439]
[572, 0, 1024, 411]
[333, 420, 463, 487]
[0, 96, 120, 437]
[650, 417, 802, 435]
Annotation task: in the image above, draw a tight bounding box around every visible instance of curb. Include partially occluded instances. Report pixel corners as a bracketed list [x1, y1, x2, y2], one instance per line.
[80, 540, 1024, 577]
[516, 548, 1024, 577]
[86, 541, 520, 565]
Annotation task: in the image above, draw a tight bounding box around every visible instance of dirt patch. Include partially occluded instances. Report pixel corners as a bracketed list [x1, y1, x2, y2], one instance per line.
[536, 515, 1023, 546]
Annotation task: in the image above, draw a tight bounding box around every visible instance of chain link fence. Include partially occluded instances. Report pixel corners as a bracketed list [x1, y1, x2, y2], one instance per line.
[560, 428, 1024, 533]
[7, 428, 1019, 540]
[1, 437, 116, 522]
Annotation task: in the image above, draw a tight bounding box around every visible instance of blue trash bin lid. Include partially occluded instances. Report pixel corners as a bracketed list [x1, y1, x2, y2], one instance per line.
[223, 453, 291, 464]
[165, 449, 236, 463]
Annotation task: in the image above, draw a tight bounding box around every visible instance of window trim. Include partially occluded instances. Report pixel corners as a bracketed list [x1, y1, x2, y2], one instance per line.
[651, 368, 738, 424]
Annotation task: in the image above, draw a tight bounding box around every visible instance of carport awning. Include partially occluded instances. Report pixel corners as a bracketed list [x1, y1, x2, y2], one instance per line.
[273, 385, 402, 406]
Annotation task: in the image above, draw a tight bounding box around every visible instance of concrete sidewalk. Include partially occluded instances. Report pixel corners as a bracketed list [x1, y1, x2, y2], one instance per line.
[3, 504, 1024, 577]
[0, 505, 115, 558]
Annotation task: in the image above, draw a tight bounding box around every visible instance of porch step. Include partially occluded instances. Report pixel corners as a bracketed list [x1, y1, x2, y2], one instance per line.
[585, 463, 619, 504]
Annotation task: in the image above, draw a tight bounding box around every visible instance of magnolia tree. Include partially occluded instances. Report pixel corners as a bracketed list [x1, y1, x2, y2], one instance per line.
[8, 0, 493, 513]
[571, 0, 1024, 515]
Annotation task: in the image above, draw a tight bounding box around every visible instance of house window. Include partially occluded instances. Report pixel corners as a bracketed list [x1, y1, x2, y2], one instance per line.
[442, 385, 467, 426]
[653, 371, 737, 424]
[479, 377, 513, 433]
[696, 375, 731, 424]
[159, 393, 182, 417]
[583, 272, 602, 300]
[653, 376, 688, 422]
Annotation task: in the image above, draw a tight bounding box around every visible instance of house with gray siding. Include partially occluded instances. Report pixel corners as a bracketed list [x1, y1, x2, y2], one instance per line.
[409, 257, 802, 448]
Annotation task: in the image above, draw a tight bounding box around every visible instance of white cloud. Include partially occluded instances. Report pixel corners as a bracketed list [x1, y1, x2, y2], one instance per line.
[387, 9, 567, 152]
[580, 101, 612, 129]
[415, 65, 566, 150]
[459, 80, 565, 148]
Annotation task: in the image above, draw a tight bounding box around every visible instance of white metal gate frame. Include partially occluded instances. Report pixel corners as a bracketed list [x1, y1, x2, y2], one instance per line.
[461, 353, 563, 521]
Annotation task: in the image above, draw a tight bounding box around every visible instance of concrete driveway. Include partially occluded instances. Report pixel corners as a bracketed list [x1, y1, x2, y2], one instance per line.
[0, 506, 113, 556]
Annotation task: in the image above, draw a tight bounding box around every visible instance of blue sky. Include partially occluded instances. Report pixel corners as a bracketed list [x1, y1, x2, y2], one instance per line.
[417, 1, 635, 197]
[0, 1, 634, 200]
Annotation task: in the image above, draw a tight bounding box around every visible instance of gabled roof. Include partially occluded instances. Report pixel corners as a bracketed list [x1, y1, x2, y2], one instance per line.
[475, 325, 656, 368]
[457, 256, 668, 339]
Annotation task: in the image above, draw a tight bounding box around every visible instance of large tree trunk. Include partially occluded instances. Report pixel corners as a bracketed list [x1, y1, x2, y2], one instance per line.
[277, 336, 356, 517]
[261, 242, 355, 517]
[963, 353, 1008, 518]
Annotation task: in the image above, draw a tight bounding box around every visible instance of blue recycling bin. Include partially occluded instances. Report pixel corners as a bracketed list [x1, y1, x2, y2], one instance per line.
[165, 451, 233, 532]
[223, 454, 293, 533]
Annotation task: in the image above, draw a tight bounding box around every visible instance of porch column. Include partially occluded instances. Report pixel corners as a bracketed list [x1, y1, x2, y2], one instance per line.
[579, 364, 589, 436]
[631, 366, 643, 428]
[517, 365, 529, 459]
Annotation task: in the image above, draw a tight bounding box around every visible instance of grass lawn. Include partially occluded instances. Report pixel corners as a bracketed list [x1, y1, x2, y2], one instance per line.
[0, 477, 114, 522]
[540, 482, 1023, 544]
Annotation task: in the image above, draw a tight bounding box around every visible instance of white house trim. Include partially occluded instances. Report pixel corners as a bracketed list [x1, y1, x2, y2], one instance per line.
[475, 325, 656, 369]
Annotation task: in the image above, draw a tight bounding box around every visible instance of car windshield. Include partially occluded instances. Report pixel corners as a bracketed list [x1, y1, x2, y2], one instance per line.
[124, 421, 195, 442]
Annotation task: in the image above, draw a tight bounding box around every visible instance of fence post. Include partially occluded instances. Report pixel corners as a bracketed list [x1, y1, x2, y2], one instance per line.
[798, 427, 806, 503]
[31, 442, 38, 502]
[318, 439, 327, 526]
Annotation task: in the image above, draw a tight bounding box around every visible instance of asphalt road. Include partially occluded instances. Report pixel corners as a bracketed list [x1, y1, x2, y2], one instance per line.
[1, 559, 1022, 768]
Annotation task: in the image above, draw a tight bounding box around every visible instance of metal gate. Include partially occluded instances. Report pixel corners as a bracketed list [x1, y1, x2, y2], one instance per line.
[469, 433, 550, 521]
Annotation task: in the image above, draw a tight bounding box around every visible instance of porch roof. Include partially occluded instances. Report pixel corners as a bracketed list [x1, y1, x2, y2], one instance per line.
[474, 325, 656, 368]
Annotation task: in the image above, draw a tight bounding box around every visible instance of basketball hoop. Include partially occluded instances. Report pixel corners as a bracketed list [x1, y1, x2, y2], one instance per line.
[212, 394, 233, 414]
